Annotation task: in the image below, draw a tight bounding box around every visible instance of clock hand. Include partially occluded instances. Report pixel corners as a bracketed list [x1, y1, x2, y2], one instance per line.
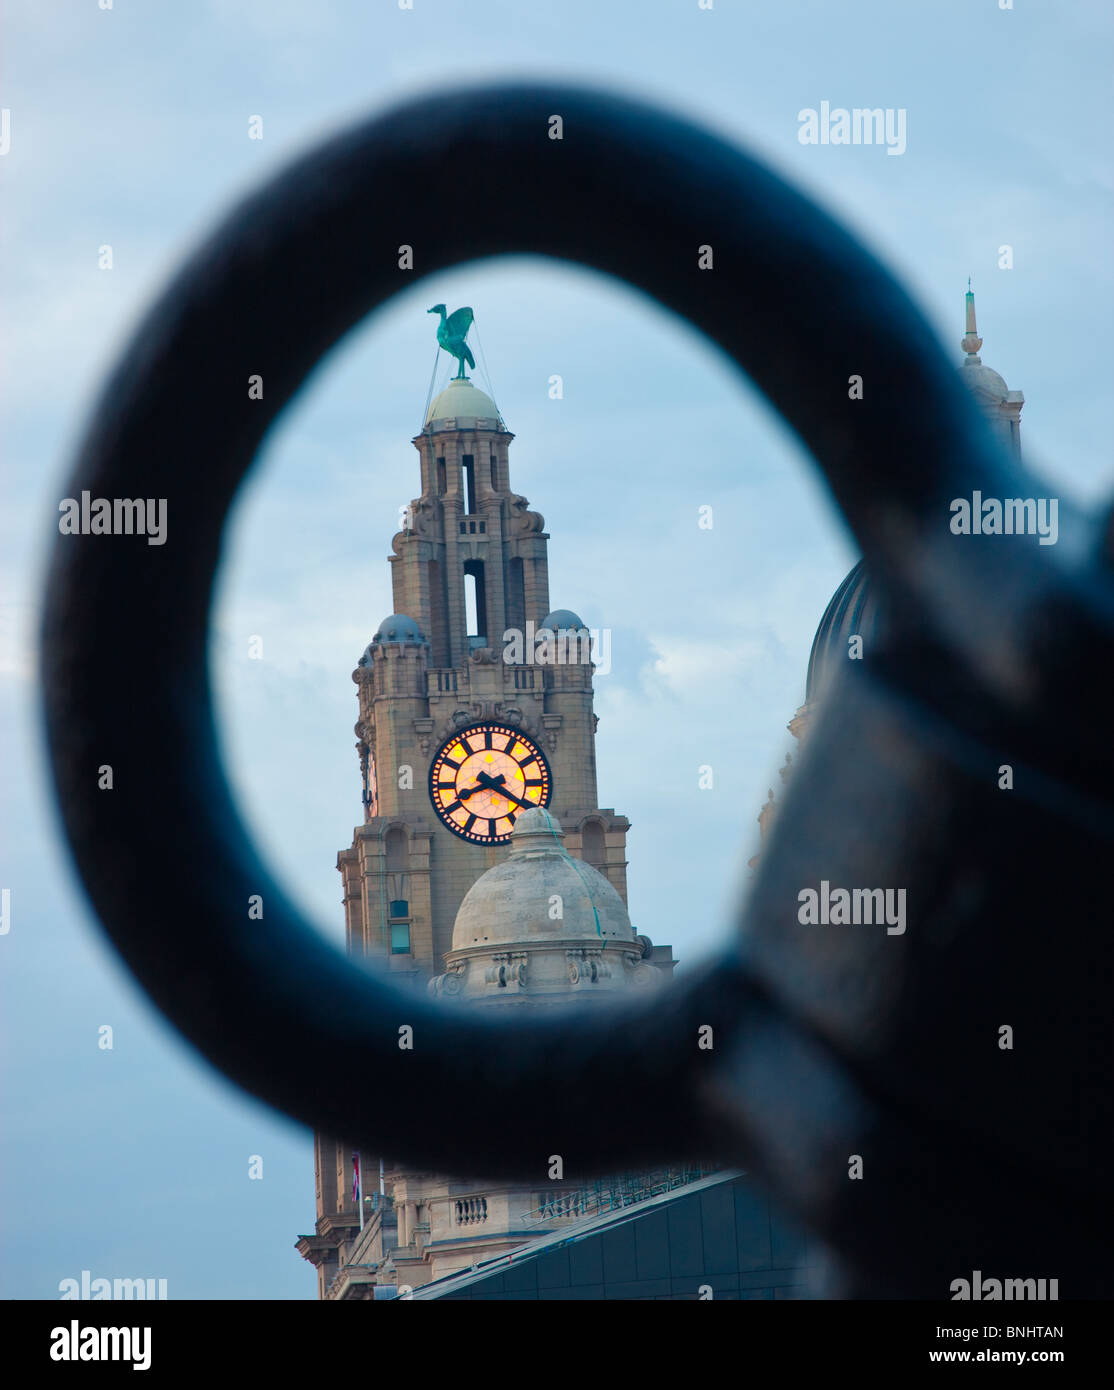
[472, 770, 531, 811]
[459, 772, 506, 802]
[483, 779, 532, 811]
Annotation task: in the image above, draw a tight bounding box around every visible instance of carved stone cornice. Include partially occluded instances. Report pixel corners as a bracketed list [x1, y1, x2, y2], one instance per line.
[486, 951, 528, 990]
[434, 703, 546, 751]
[294, 1234, 336, 1267]
[312, 1212, 361, 1247]
[566, 947, 612, 985]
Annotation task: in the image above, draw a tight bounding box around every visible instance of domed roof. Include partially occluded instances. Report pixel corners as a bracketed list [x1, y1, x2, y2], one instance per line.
[451, 809, 636, 950]
[424, 376, 501, 429]
[960, 359, 1009, 402]
[805, 560, 881, 702]
[540, 609, 587, 632]
[359, 614, 427, 662]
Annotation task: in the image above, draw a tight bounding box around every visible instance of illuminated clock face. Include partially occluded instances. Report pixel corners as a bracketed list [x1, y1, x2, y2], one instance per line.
[429, 723, 552, 844]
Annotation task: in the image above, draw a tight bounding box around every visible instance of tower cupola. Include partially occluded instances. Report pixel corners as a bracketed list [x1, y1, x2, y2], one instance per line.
[425, 376, 502, 431]
[428, 810, 660, 1005]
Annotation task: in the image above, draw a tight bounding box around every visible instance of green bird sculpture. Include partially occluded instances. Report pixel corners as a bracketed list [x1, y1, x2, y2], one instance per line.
[428, 304, 475, 379]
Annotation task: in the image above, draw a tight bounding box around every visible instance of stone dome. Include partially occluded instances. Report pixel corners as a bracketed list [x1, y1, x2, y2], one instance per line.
[424, 376, 501, 429]
[805, 559, 881, 703]
[430, 810, 660, 1005]
[359, 614, 427, 663]
[960, 359, 1010, 403]
[540, 609, 587, 632]
[451, 808, 635, 950]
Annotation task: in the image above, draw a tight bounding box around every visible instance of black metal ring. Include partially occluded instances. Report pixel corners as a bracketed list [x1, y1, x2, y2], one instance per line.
[41, 84, 1001, 1184]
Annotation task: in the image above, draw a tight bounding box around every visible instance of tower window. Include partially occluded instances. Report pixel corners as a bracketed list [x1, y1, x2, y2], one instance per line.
[462, 455, 477, 514]
[463, 560, 487, 639]
[389, 899, 409, 919]
[436, 457, 446, 495]
[464, 571, 478, 635]
[390, 923, 411, 954]
[489, 454, 498, 490]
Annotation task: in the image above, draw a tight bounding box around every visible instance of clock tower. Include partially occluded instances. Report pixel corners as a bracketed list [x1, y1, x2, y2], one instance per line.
[298, 311, 673, 1297]
[337, 313, 632, 981]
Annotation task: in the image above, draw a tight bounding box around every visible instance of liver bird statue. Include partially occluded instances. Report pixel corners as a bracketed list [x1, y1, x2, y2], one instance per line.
[428, 303, 475, 378]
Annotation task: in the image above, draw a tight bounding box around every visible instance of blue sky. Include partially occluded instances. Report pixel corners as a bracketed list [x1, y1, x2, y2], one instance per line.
[1, 0, 1110, 1299]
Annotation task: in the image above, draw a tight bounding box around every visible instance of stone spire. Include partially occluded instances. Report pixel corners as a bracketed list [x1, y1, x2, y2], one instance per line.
[961, 278, 983, 361]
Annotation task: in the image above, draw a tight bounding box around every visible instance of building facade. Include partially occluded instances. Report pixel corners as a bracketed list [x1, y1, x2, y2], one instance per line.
[297, 288, 1015, 1298]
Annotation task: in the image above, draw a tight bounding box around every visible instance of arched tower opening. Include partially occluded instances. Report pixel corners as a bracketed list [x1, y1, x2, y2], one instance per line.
[463, 559, 487, 642]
